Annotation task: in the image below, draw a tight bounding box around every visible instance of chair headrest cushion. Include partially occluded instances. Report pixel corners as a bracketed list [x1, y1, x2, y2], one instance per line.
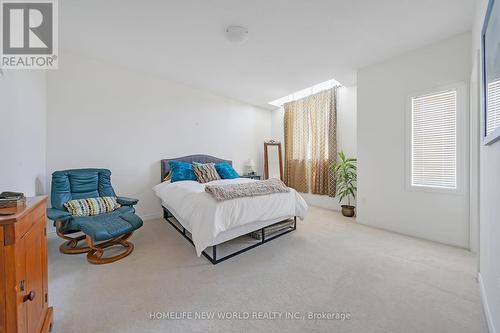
[50, 169, 116, 210]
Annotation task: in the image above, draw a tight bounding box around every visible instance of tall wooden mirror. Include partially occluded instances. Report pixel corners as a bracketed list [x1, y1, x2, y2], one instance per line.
[264, 140, 283, 180]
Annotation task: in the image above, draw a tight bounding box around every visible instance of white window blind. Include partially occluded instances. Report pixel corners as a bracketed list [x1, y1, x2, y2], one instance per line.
[411, 90, 457, 189]
[486, 79, 500, 136]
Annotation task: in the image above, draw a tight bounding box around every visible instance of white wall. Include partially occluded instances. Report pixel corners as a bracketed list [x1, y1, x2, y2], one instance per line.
[473, 0, 500, 331]
[357, 33, 472, 248]
[46, 53, 271, 219]
[0, 70, 46, 196]
[270, 85, 357, 210]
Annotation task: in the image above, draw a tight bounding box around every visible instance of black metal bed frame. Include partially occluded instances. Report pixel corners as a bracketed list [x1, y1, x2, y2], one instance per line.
[163, 208, 297, 265]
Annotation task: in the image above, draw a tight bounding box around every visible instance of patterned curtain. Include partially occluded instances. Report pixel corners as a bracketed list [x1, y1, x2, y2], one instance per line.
[283, 88, 337, 196]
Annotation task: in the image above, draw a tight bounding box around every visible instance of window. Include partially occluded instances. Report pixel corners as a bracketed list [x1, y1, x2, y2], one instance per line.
[486, 79, 500, 136]
[268, 78, 341, 107]
[411, 89, 458, 189]
[283, 88, 337, 195]
[482, 0, 500, 144]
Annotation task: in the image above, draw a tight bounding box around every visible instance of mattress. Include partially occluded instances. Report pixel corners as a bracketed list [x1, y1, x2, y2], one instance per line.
[152, 178, 308, 256]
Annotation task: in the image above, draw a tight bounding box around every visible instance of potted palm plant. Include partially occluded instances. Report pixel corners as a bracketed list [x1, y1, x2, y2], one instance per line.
[331, 151, 357, 217]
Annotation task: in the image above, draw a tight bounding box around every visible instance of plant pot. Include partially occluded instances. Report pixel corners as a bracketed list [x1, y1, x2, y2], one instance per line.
[341, 205, 355, 217]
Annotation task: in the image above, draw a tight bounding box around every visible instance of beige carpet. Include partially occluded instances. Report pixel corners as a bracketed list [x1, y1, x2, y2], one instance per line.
[47, 207, 487, 333]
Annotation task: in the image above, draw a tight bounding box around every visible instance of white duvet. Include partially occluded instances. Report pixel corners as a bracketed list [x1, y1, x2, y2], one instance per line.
[152, 178, 308, 256]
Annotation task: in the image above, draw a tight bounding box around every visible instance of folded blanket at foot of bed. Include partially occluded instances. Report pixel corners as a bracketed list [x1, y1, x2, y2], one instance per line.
[205, 178, 290, 201]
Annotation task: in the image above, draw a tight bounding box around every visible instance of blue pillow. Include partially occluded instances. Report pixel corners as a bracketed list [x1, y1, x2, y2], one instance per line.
[169, 161, 197, 182]
[215, 163, 239, 179]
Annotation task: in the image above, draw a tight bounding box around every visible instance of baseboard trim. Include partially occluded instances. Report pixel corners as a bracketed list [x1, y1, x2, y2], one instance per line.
[478, 272, 497, 333]
[356, 217, 469, 250]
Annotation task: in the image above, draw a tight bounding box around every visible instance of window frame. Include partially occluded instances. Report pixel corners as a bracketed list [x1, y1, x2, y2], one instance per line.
[481, 0, 500, 145]
[404, 82, 467, 195]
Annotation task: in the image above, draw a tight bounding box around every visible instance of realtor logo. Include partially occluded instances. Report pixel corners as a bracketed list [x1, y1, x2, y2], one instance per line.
[1, 0, 58, 69]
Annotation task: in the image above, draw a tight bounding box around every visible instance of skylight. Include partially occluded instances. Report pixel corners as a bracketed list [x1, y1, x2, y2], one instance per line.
[269, 79, 341, 107]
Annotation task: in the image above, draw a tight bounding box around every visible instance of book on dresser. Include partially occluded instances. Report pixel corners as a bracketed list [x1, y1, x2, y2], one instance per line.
[0, 196, 53, 333]
[0, 192, 26, 209]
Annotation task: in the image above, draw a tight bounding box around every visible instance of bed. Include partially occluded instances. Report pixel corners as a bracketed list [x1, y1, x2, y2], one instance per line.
[152, 154, 308, 264]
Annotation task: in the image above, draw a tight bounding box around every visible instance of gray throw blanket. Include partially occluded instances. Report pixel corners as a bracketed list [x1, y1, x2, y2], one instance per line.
[205, 179, 290, 201]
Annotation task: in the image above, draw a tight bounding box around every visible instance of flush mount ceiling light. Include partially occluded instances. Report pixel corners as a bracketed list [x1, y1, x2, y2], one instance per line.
[225, 25, 248, 43]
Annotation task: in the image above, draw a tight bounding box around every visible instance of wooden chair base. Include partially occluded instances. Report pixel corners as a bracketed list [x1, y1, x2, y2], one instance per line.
[56, 221, 90, 254]
[85, 232, 134, 265]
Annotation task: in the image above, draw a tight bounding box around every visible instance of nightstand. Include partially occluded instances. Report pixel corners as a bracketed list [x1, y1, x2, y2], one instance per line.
[241, 174, 261, 180]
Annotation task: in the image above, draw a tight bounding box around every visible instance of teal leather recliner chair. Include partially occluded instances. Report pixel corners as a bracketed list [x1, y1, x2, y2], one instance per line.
[47, 169, 143, 264]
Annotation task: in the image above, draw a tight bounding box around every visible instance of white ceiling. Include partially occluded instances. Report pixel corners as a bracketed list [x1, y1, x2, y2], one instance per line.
[60, 0, 476, 107]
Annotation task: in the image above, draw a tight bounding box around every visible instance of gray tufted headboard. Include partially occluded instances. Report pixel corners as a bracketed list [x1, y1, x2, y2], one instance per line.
[161, 155, 232, 181]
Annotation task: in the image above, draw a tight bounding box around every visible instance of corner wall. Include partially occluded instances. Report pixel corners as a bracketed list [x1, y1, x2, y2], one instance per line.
[472, 0, 500, 331]
[356, 33, 472, 248]
[46, 53, 271, 219]
[0, 71, 47, 196]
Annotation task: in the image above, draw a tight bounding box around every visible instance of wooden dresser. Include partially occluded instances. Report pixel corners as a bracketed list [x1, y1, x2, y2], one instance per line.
[0, 197, 53, 333]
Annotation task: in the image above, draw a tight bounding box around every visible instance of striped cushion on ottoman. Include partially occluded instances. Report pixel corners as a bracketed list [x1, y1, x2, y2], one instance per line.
[193, 163, 221, 183]
[64, 196, 121, 216]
